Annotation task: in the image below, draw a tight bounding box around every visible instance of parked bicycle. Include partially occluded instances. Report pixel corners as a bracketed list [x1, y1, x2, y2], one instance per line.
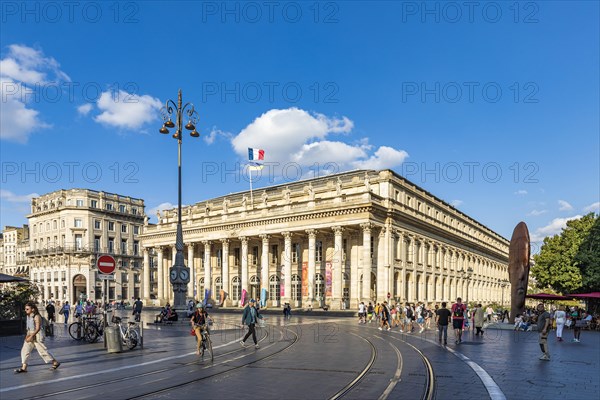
[68, 315, 97, 342]
[111, 315, 140, 349]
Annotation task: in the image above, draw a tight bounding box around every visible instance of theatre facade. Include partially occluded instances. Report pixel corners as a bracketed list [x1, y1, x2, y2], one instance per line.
[140, 169, 510, 309]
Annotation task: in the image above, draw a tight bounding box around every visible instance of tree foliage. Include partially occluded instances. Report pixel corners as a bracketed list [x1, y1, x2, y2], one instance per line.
[574, 215, 600, 292]
[532, 213, 598, 294]
[0, 282, 41, 320]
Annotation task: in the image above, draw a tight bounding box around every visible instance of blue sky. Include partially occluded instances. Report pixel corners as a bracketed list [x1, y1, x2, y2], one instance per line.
[1, 1, 598, 249]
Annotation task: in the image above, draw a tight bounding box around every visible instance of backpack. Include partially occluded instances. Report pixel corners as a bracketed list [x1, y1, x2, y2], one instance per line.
[406, 307, 413, 319]
[367, 305, 374, 313]
[453, 304, 464, 318]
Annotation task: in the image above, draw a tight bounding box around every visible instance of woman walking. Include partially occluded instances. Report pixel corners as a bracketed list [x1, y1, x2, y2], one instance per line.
[15, 302, 60, 373]
[554, 305, 566, 341]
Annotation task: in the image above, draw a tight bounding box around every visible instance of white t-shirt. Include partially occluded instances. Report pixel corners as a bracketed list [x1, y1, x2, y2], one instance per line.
[555, 310, 566, 324]
[358, 303, 366, 313]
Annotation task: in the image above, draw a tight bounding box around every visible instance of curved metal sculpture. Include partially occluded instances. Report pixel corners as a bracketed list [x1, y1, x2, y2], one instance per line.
[508, 221, 531, 323]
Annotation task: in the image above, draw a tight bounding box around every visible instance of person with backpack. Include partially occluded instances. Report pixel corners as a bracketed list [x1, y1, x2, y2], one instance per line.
[405, 302, 415, 333]
[452, 297, 466, 344]
[14, 302, 61, 373]
[367, 302, 374, 323]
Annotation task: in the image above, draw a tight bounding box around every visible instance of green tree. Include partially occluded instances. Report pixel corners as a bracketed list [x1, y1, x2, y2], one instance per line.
[0, 282, 41, 320]
[574, 215, 600, 292]
[532, 213, 598, 294]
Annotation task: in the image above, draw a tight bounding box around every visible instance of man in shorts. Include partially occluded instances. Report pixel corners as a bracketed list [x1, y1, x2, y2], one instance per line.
[451, 297, 466, 344]
[537, 303, 551, 360]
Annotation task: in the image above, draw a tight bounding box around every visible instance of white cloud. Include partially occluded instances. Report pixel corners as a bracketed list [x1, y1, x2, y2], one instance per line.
[94, 90, 162, 130]
[514, 190, 528, 195]
[451, 199, 463, 207]
[77, 103, 93, 116]
[527, 209, 547, 216]
[230, 108, 408, 175]
[558, 200, 573, 211]
[583, 202, 600, 213]
[0, 189, 39, 203]
[204, 127, 233, 145]
[147, 202, 188, 223]
[0, 45, 68, 143]
[530, 215, 582, 242]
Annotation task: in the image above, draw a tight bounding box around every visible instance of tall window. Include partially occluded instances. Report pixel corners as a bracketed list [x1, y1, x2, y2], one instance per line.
[74, 218, 82, 228]
[108, 222, 115, 231]
[215, 277, 222, 295]
[216, 249, 222, 267]
[76, 199, 84, 207]
[271, 245, 278, 264]
[119, 204, 126, 213]
[315, 273, 325, 299]
[252, 246, 259, 266]
[132, 207, 138, 215]
[291, 274, 301, 301]
[292, 243, 300, 263]
[75, 234, 83, 250]
[90, 200, 98, 208]
[121, 239, 127, 255]
[233, 248, 240, 266]
[121, 224, 127, 233]
[108, 238, 114, 253]
[94, 220, 101, 229]
[133, 226, 139, 235]
[94, 236, 101, 252]
[269, 275, 280, 301]
[315, 241, 323, 262]
[133, 241, 139, 255]
[231, 276, 241, 301]
[106, 203, 113, 211]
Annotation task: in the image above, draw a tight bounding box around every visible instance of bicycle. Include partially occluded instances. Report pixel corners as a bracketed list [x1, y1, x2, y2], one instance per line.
[84, 313, 107, 343]
[111, 315, 139, 349]
[68, 316, 97, 342]
[196, 323, 213, 361]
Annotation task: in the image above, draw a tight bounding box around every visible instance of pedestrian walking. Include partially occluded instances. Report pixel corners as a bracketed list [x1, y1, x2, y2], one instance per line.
[379, 301, 391, 331]
[486, 305, 494, 322]
[133, 297, 143, 322]
[554, 305, 566, 341]
[240, 299, 263, 349]
[474, 304, 485, 336]
[59, 301, 70, 324]
[358, 302, 366, 324]
[537, 303, 551, 360]
[451, 297, 466, 344]
[14, 302, 61, 373]
[45, 301, 55, 324]
[436, 302, 452, 345]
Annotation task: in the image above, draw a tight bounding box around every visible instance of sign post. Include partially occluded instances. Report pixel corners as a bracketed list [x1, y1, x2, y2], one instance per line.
[97, 255, 116, 348]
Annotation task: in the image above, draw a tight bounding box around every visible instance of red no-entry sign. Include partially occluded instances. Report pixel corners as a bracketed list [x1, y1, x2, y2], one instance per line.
[97, 255, 116, 275]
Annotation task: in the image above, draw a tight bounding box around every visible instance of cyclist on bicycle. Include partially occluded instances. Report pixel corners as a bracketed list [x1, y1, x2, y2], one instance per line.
[191, 303, 212, 356]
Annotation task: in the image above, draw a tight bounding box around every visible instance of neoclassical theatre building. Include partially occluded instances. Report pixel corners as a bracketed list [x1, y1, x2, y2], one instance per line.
[141, 169, 510, 309]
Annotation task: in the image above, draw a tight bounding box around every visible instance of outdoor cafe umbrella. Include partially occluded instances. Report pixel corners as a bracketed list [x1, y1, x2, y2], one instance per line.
[569, 292, 600, 299]
[525, 293, 572, 300]
[0, 273, 28, 283]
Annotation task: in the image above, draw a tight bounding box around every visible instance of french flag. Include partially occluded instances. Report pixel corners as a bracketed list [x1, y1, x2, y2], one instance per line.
[248, 148, 265, 162]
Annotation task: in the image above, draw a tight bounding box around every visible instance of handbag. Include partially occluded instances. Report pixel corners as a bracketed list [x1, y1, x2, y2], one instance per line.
[190, 328, 196, 336]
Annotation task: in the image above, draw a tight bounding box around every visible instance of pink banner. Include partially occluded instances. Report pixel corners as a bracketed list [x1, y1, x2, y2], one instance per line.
[280, 268, 285, 297]
[302, 262, 308, 296]
[325, 262, 332, 297]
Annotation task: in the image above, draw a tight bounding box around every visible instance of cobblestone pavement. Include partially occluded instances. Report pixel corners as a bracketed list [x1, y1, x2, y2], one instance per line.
[1, 311, 598, 400]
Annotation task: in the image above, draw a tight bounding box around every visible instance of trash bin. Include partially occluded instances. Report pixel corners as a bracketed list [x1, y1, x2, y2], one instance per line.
[106, 326, 123, 353]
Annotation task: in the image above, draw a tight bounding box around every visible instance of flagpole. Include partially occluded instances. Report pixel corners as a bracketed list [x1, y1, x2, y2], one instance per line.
[249, 166, 254, 208]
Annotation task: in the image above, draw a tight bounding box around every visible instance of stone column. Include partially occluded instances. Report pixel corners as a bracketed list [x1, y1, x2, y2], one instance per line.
[203, 241, 211, 300]
[411, 238, 418, 301]
[221, 239, 230, 306]
[187, 243, 195, 299]
[361, 223, 372, 302]
[143, 248, 150, 301]
[399, 232, 407, 302]
[283, 232, 292, 304]
[377, 228, 386, 300]
[332, 226, 343, 308]
[240, 237, 248, 306]
[306, 230, 316, 306]
[350, 233, 359, 308]
[157, 247, 164, 303]
[260, 235, 270, 298]
[66, 265, 72, 305]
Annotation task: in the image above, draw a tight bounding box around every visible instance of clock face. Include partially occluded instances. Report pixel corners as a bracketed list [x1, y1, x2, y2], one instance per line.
[180, 269, 189, 281]
[170, 269, 178, 282]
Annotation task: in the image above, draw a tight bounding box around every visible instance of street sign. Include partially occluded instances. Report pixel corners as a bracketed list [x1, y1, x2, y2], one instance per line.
[98, 274, 114, 280]
[97, 255, 116, 275]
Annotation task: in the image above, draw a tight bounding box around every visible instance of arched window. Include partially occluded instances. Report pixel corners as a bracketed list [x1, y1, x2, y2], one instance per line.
[215, 277, 222, 295]
[269, 275, 280, 301]
[291, 274, 301, 301]
[231, 276, 241, 301]
[315, 273, 325, 299]
[199, 277, 205, 299]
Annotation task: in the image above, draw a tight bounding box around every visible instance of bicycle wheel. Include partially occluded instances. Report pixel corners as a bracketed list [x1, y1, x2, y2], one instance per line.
[85, 323, 99, 343]
[205, 334, 213, 361]
[125, 328, 139, 349]
[68, 322, 83, 340]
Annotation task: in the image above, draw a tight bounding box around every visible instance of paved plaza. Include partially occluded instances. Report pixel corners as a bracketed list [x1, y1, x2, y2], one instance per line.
[1, 311, 598, 400]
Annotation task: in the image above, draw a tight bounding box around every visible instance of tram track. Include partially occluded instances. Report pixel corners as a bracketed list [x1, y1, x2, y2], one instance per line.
[15, 325, 282, 400]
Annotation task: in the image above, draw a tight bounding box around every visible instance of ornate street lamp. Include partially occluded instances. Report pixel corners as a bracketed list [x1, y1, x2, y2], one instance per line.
[499, 278, 509, 306]
[159, 89, 200, 310]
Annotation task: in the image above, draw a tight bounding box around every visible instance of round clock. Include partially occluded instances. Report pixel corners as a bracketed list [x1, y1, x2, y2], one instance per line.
[180, 269, 189, 281]
[170, 269, 177, 282]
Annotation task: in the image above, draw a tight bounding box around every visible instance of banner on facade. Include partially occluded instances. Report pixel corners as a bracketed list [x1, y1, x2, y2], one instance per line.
[301, 262, 308, 296]
[326, 262, 332, 296]
[280, 267, 285, 297]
